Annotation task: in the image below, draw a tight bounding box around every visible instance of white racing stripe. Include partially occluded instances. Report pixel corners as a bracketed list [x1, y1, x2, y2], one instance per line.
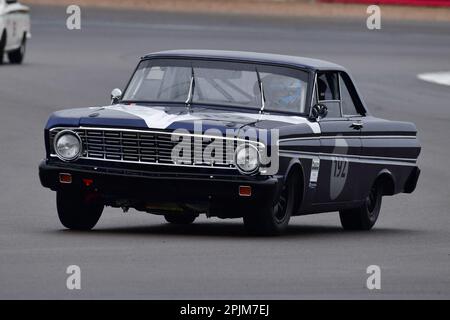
[417, 71, 450, 86]
[105, 104, 321, 133]
[105, 105, 199, 129]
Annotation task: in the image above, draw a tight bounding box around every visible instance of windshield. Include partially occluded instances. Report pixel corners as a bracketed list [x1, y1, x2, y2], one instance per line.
[122, 59, 309, 114]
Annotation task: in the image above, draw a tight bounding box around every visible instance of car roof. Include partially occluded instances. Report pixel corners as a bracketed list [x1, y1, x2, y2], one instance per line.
[142, 50, 346, 72]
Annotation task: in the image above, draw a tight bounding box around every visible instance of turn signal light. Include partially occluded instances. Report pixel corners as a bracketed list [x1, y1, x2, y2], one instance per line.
[59, 173, 72, 184]
[239, 185, 252, 197]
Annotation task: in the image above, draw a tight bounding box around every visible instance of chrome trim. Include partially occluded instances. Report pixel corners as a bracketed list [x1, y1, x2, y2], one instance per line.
[278, 149, 417, 164]
[49, 127, 264, 146]
[278, 135, 417, 144]
[185, 73, 194, 105]
[59, 172, 72, 184]
[318, 99, 341, 103]
[279, 151, 418, 167]
[338, 73, 343, 117]
[49, 127, 264, 170]
[308, 73, 318, 119]
[351, 122, 363, 128]
[53, 130, 83, 162]
[50, 153, 239, 170]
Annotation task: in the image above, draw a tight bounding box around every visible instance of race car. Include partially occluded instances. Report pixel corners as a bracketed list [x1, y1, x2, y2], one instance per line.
[39, 50, 421, 235]
[0, 0, 30, 64]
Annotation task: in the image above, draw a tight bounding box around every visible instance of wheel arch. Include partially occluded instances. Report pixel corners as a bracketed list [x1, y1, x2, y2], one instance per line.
[284, 159, 305, 215]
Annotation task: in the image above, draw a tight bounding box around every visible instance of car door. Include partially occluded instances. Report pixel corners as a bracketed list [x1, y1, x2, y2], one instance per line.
[314, 71, 362, 204]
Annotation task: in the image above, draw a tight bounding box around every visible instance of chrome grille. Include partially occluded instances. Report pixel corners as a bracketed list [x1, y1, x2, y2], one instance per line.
[49, 127, 250, 169]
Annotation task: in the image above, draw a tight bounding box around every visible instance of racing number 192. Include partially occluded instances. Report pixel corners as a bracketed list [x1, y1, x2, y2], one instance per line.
[333, 159, 347, 178]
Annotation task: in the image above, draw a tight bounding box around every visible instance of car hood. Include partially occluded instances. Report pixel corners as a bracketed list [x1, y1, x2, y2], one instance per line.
[46, 104, 320, 136]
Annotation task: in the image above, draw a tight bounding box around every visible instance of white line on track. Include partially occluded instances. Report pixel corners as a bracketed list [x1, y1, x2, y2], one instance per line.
[417, 71, 450, 86]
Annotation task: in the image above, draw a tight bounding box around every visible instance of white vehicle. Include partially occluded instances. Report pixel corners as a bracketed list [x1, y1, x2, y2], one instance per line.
[0, 0, 30, 64]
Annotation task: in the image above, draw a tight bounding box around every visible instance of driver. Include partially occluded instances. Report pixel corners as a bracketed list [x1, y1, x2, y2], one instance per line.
[262, 74, 303, 111]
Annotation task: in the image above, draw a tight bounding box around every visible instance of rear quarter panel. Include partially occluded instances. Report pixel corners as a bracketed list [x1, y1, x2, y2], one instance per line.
[359, 116, 421, 197]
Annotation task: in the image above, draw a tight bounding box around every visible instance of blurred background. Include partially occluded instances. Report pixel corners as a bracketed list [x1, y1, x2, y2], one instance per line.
[21, 0, 450, 21]
[1, 0, 449, 299]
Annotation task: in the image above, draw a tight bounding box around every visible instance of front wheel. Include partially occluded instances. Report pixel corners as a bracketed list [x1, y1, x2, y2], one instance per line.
[339, 182, 382, 231]
[243, 175, 297, 236]
[57, 191, 104, 230]
[8, 34, 26, 64]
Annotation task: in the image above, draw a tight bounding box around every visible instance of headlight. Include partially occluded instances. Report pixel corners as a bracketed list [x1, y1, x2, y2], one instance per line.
[235, 144, 260, 174]
[54, 130, 82, 161]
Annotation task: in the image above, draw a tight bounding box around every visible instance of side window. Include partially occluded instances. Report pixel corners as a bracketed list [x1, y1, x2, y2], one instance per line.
[339, 73, 361, 116]
[317, 72, 341, 118]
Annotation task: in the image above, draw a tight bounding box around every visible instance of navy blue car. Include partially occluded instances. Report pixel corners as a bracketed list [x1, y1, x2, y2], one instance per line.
[39, 50, 421, 235]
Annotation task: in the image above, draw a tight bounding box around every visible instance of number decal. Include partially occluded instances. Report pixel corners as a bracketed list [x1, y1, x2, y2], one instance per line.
[333, 159, 347, 178]
[330, 137, 350, 200]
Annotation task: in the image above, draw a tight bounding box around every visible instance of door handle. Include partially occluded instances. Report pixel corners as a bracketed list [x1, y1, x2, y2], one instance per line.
[350, 122, 363, 129]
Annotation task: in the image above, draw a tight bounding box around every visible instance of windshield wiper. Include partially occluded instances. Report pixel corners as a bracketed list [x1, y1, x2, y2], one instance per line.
[185, 66, 195, 112]
[256, 68, 266, 114]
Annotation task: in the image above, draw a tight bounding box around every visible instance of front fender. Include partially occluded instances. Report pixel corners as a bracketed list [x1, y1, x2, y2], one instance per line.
[284, 158, 304, 185]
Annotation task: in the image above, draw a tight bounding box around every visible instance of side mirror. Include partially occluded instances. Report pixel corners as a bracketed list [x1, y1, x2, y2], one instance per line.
[110, 88, 122, 104]
[318, 104, 328, 119]
[309, 103, 328, 121]
[309, 105, 320, 121]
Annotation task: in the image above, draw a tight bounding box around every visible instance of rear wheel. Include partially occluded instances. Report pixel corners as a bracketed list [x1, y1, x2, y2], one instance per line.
[339, 182, 382, 230]
[164, 212, 197, 225]
[243, 175, 297, 236]
[57, 191, 104, 230]
[8, 34, 26, 64]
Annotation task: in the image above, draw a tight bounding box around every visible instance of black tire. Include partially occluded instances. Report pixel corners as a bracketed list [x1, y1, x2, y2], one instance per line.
[0, 31, 6, 65]
[243, 175, 297, 236]
[56, 191, 104, 230]
[339, 182, 382, 231]
[164, 212, 197, 225]
[8, 34, 26, 64]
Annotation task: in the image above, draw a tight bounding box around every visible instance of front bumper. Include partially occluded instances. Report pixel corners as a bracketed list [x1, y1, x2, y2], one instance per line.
[39, 160, 283, 217]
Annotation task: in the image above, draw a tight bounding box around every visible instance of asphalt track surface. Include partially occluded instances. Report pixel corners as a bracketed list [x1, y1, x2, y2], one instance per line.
[0, 5, 449, 299]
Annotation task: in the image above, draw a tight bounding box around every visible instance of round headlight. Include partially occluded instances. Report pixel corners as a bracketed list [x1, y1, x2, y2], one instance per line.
[54, 130, 82, 161]
[235, 144, 260, 174]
